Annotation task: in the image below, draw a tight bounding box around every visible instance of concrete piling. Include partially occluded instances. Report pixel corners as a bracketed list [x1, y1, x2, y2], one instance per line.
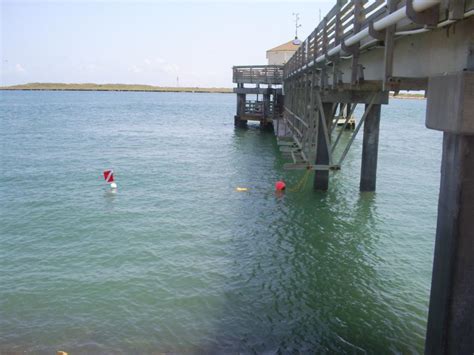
[425, 71, 474, 354]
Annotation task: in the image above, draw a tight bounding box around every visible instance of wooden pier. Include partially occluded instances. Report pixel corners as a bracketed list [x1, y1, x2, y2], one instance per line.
[232, 65, 284, 128]
[233, 0, 474, 352]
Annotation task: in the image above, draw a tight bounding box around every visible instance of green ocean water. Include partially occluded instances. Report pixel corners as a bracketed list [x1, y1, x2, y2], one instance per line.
[0, 91, 441, 353]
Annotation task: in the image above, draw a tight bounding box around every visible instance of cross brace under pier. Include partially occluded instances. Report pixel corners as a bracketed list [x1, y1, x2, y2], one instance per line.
[278, 77, 388, 191]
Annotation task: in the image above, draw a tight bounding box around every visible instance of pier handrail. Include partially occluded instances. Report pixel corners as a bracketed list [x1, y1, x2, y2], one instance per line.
[284, 0, 474, 80]
[233, 65, 284, 85]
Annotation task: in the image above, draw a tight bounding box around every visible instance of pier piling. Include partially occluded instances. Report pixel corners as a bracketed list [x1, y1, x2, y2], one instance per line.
[425, 70, 474, 354]
[425, 133, 474, 354]
[360, 103, 381, 192]
[235, 84, 247, 127]
[314, 102, 333, 191]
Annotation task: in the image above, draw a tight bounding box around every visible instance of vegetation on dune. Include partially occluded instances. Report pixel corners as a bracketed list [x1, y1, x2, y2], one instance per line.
[1, 83, 424, 99]
[0, 82, 233, 93]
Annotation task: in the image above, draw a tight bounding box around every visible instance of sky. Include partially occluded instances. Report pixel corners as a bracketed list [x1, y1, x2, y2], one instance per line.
[1, 0, 335, 87]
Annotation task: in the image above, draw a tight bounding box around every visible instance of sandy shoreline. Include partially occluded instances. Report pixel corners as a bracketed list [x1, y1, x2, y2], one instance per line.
[1, 83, 425, 99]
[0, 83, 233, 94]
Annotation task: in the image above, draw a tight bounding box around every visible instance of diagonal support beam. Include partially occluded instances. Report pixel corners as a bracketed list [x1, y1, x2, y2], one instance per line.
[337, 94, 377, 166]
[331, 103, 358, 152]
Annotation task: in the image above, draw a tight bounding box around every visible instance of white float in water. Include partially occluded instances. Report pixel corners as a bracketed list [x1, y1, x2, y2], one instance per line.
[110, 182, 117, 189]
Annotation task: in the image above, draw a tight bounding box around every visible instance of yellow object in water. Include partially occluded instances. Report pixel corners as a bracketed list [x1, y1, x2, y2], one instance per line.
[235, 187, 249, 192]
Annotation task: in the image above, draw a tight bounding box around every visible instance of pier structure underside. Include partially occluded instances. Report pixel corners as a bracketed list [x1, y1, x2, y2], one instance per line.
[281, 74, 388, 191]
[282, 0, 473, 193]
[280, 0, 474, 352]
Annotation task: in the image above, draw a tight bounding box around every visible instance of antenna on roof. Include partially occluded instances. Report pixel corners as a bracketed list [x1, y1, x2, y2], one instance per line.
[292, 13, 302, 45]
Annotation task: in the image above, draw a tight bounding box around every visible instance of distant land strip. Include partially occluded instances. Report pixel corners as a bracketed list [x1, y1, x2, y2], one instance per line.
[0, 83, 233, 93]
[0, 83, 425, 99]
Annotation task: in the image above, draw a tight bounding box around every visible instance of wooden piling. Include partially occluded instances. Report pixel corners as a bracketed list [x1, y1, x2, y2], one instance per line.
[313, 102, 333, 191]
[360, 103, 381, 191]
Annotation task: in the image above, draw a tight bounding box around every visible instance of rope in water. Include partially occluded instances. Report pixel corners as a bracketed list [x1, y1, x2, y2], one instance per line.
[235, 168, 313, 193]
[288, 168, 312, 192]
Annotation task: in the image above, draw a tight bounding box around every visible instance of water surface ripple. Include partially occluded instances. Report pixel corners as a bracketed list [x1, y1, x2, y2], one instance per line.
[0, 91, 440, 353]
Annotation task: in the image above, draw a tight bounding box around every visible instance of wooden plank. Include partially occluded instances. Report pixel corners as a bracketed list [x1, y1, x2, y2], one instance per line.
[364, 0, 385, 16]
[363, 5, 387, 26]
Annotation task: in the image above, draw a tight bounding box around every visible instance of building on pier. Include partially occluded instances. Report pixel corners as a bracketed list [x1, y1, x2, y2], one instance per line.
[266, 40, 300, 65]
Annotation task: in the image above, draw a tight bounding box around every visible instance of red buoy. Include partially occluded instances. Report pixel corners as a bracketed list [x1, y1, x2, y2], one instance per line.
[103, 170, 114, 183]
[275, 181, 286, 191]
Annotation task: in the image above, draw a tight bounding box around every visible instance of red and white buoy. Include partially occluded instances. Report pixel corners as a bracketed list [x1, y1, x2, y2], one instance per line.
[103, 169, 117, 189]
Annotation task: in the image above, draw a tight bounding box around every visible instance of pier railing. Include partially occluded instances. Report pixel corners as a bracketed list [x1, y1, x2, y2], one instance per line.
[233, 65, 284, 85]
[244, 100, 274, 115]
[283, 0, 474, 83]
[284, 0, 386, 79]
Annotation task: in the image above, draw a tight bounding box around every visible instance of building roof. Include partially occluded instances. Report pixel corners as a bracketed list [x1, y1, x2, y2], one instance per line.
[266, 40, 300, 53]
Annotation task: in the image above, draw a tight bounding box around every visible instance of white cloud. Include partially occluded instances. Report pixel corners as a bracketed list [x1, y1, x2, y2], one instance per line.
[15, 64, 26, 73]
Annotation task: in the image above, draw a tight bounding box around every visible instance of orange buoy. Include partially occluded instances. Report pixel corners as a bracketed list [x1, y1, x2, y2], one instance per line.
[275, 181, 286, 191]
